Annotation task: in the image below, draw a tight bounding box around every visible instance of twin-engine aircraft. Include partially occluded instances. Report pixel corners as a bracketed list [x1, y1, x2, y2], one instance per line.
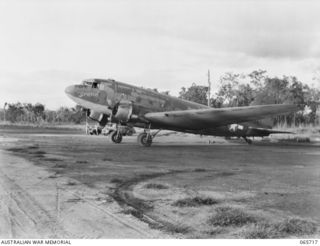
[65, 78, 298, 147]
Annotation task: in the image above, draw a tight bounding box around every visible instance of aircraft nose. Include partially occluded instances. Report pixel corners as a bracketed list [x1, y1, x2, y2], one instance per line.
[65, 85, 76, 96]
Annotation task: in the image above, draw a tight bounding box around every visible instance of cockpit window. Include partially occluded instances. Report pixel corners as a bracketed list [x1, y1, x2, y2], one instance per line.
[82, 81, 91, 86]
[82, 79, 100, 89]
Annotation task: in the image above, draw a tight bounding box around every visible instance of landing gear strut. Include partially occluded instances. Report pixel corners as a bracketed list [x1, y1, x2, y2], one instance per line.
[111, 130, 122, 144]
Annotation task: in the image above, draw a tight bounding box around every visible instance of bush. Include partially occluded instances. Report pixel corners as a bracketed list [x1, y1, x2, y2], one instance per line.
[144, 183, 169, 189]
[208, 207, 257, 227]
[173, 197, 219, 207]
[245, 218, 318, 238]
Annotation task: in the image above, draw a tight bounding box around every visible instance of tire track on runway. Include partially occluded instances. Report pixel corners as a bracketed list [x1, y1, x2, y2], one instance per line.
[57, 186, 154, 238]
[0, 171, 71, 238]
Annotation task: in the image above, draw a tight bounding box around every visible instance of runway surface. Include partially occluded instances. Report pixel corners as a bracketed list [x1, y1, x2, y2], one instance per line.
[0, 127, 319, 238]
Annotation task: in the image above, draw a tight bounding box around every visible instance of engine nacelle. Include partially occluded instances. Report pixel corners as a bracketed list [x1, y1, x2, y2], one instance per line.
[87, 110, 109, 127]
[112, 100, 133, 123]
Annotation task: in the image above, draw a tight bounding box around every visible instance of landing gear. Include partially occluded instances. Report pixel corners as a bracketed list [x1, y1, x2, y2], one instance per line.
[111, 130, 122, 144]
[137, 132, 152, 147]
[137, 126, 161, 147]
[243, 136, 252, 144]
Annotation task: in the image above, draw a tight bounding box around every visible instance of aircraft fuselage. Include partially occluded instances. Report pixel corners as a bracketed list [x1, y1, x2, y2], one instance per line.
[65, 78, 284, 139]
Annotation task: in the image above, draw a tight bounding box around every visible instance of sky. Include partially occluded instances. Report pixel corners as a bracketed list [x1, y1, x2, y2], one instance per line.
[1, 0, 320, 109]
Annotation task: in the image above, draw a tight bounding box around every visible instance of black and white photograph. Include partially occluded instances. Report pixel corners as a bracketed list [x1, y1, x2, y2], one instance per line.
[0, 0, 319, 243]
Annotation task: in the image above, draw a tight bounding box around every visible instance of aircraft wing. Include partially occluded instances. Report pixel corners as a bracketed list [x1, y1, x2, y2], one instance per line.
[144, 104, 299, 130]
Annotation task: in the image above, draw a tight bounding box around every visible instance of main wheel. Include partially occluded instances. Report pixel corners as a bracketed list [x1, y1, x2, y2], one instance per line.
[137, 132, 152, 147]
[111, 131, 122, 144]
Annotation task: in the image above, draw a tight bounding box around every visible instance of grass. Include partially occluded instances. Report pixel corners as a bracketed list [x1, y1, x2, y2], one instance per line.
[48, 174, 58, 179]
[276, 218, 317, 236]
[165, 224, 191, 234]
[123, 208, 144, 219]
[0, 122, 85, 130]
[208, 207, 257, 227]
[67, 198, 82, 203]
[33, 150, 46, 155]
[149, 222, 191, 235]
[272, 125, 320, 142]
[110, 178, 123, 184]
[54, 163, 67, 168]
[244, 222, 280, 239]
[7, 147, 26, 153]
[194, 168, 207, 172]
[206, 227, 226, 236]
[66, 180, 77, 186]
[27, 145, 39, 149]
[173, 196, 219, 207]
[144, 183, 169, 189]
[32, 150, 46, 158]
[245, 218, 318, 239]
[44, 158, 62, 162]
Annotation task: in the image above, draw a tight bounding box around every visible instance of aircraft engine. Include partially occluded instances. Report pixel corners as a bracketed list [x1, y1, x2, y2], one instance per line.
[87, 109, 109, 126]
[112, 100, 133, 123]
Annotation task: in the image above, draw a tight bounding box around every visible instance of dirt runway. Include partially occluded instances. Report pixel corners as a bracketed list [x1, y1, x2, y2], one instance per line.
[0, 126, 319, 238]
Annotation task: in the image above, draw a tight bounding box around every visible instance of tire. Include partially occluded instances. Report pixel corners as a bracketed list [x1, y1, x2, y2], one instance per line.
[137, 133, 152, 147]
[111, 131, 122, 144]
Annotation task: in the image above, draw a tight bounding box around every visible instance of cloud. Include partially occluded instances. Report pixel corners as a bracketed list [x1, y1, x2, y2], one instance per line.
[1, 0, 320, 108]
[95, 1, 320, 60]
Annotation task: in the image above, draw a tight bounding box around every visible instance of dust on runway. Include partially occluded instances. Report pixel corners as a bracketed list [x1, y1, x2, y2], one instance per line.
[0, 126, 319, 238]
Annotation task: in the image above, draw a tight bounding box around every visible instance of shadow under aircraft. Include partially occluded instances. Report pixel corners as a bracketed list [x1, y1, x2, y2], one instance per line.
[65, 78, 299, 147]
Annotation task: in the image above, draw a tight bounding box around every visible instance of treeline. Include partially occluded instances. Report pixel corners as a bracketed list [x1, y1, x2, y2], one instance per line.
[2, 103, 86, 124]
[2, 70, 320, 126]
[179, 70, 320, 126]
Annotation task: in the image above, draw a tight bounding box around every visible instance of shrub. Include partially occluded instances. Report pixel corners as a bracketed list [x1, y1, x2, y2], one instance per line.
[208, 207, 257, 227]
[173, 197, 219, 207]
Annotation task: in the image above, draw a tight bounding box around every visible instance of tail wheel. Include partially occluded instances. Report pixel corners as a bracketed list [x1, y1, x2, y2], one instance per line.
[137, 132, 152, 147]
[111, 131, 122, 144]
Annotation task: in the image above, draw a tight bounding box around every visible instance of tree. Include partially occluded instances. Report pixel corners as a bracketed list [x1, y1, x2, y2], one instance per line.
[33, 103, 45, 120]
[70, 105, 86, 124]
[215, 72, 240, 106]
[304, 85, 320, 125]
[248, 69, 267, 89]
[161, 91, 170, 95]
[179, 83, 208, 105]
[55, 105, 85, 124]
[56, 107, 72, 122]
[235, 84, 255, 106]
[252, 77, 290, 105]
[44, 110, 57, 123]
[216, 72, 254, 107]
[6, 103, 25, 122]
